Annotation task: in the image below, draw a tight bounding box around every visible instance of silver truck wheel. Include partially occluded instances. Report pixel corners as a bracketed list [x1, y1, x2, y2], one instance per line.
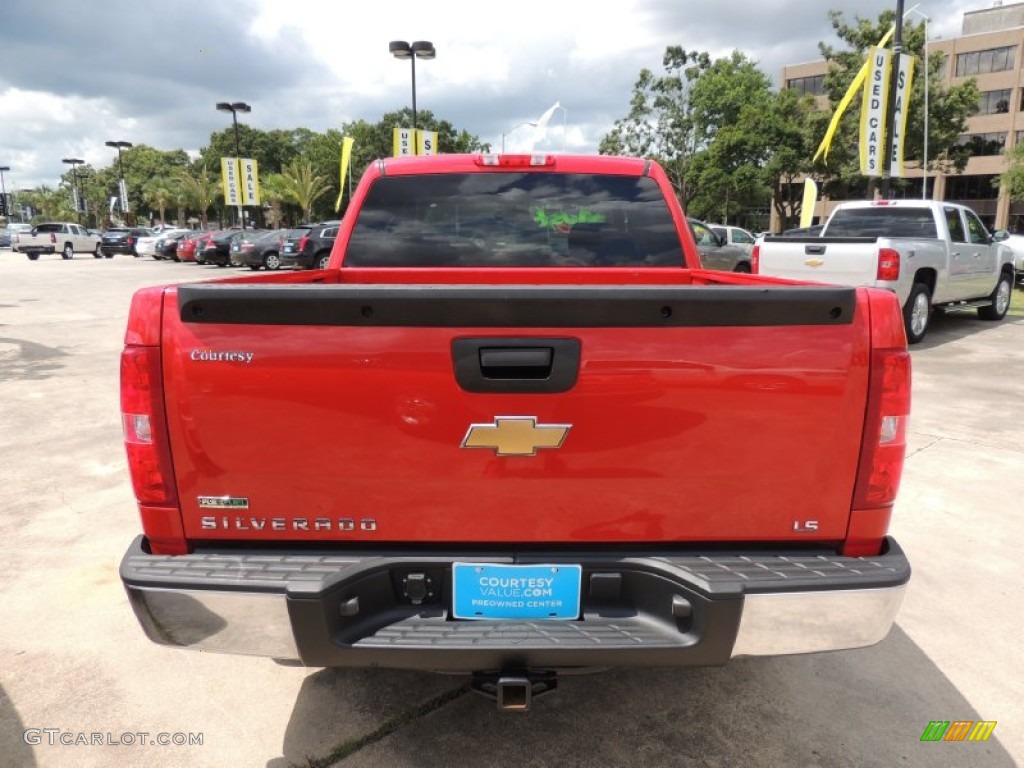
[62, 243, 74, 259]
[978, 272, 1012, 321]
[903, 283, 931, 344]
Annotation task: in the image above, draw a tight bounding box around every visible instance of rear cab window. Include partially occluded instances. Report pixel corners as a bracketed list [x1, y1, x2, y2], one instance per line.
[826, 207, 939, 239]
[344, 172, 685, 267]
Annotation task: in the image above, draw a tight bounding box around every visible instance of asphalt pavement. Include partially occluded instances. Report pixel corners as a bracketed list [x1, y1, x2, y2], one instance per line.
[0, 250, 1021, 768]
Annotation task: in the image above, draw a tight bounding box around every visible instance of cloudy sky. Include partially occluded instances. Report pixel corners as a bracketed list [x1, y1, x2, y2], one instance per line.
[0, 0, 985, 189]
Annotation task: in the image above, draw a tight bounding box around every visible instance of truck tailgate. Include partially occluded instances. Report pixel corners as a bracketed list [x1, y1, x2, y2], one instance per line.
[161, 282, 870, 545]
[758, 237, 881, 287]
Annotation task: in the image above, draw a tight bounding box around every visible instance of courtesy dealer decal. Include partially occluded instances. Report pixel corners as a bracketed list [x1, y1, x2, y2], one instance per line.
[190, 349, 254, 363]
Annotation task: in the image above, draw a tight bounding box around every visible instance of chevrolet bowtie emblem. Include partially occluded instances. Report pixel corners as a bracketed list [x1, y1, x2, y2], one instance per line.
[461, 416, 571, 457]
[804, 258, 825, 267]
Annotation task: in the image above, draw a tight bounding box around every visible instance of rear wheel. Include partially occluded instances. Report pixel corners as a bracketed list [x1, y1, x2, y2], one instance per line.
[317, 252, 330, 269]
[978, 272, 1013, 321]
[27, 253, 39, 261]
[62, 243, 74, 260]
[903, 282, 932, 344]
[93, 242, 102, 258]
[264, 252, 281, 270]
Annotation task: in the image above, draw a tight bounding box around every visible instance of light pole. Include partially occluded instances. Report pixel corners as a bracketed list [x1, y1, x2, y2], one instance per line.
[0, 166, 8, 222]
[216, 101, 252, 228]
[62, 157, 84, 224]
[502, 122, 537, 153]
[904, 4, 930, 200]
[105, 140, 132, 220]
[389, 40, 436, 132]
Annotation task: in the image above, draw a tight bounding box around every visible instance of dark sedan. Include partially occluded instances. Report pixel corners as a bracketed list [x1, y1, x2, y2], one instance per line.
[154, 230, 192, 261]
[230, 229, 287, 270]
[279, 221, 340, 269]
[197, 228, 246, 267]
[100, 227, 152, 257]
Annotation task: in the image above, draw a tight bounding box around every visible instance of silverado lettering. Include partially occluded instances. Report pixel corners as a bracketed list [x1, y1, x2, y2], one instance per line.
[119, 153, 912, 711]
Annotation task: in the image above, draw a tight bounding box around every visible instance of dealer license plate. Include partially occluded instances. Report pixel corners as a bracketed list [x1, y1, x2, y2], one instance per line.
[452, 563, 581, 620]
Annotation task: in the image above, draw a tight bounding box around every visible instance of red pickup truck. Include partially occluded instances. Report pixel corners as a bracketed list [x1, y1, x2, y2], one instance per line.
[119, 154, 910, 710]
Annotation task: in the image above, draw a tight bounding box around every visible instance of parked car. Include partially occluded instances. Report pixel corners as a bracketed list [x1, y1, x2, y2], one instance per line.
[153, 230, 192, 261]
[1, 223, 33, 249]
[993, 229, 1024, 283]
[709, 224, 757, 257]
[230, 229, 287, 270]
[137, 228, 189, 259]
[197, 228, 245, 267]
[176, 231, 207, 263]
[100, 227, 152, 258]
[688, 218, 751, 272]
[279, 221, 340, 269]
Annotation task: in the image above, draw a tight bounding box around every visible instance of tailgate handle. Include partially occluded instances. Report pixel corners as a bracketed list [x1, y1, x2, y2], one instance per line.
[453, 338, 580, 393]
[480, 347, 553, 377]
[804, 245, 826, 255]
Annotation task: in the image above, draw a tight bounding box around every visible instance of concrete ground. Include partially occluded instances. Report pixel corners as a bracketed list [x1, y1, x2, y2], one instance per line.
[0, 251, 1021, 768]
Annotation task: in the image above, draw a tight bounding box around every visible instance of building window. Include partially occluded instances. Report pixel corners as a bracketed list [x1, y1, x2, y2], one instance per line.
[1016, 130, 1024, 146]
[945, 175, 1000, 201]
[786, 74, 825, 96]
[955, 45, 1016, 77]
[956, 132, 1007, 157]
[978, 89, 1011, 115]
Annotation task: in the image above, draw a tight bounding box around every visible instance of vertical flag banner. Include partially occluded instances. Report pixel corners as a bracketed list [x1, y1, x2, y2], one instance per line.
[417, 130, 438, 156]
[119, 179, 130, 213]
[532, 101, 562, 148]
[799, 179, 818, 229]
[814, 25, 895, 164]
[859, 47, 891, 177]
[889, 54, 916, 177]
[221, 157, 241, 206]
[335, 136, 355, 212]
[393, 128, 415, 157]
[240, 158, 260, 206]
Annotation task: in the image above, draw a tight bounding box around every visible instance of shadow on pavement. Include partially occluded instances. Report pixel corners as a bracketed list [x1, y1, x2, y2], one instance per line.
[0, 684, 37, 768]
[268, 626, 1014, 768]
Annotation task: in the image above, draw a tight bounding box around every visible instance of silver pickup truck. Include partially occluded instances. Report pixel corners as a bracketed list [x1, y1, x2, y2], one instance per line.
[753, 200, 1015, 343]
[15, 222, 102, 261]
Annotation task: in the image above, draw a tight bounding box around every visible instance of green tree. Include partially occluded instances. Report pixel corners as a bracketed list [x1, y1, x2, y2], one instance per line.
[177, 168, 219, 228]
[259, 172, 289, 228]
[278, 159, 331, 221]
[143, 178, 175, 225]
[1000, 133, 1024, 206]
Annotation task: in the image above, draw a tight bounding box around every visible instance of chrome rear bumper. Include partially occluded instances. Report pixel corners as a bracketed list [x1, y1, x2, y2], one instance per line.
[121, 536, 909, 668]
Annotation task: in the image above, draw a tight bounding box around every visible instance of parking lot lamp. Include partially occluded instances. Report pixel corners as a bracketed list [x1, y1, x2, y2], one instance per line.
[0, 166, 8, 222]
[389, 40, 435, 131]
[105, 140, 133, 217]
[62, 158, 84, 224]
[216, 101, 252, 228]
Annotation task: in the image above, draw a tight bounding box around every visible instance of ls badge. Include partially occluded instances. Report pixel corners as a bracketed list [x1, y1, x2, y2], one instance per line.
[461, 416, 571, 457]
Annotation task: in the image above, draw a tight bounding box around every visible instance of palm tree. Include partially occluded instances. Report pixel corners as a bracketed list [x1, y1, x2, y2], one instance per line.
[177, 169, 219, 228]
[143, 178, 174, 226]
[259, 172, 289, 229]
[279, 159, 331, 221]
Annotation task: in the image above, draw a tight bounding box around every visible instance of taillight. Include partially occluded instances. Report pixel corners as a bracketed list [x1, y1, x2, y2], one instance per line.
[50, 233, 57, 243]
[751, 244, 760, 274]
[475, 154, 555, 167]
[298, 235, 309, 251]
[121, 345, 185, 554]
[877, 248, 900, 281]
[846, 347, 911, 555]
[127, 237, 135, 245]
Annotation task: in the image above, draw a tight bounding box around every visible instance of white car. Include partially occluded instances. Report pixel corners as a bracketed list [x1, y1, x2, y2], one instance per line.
[135, 228, 187, 259]
[993, 230, 1024, 282]
[709, 224, 757, 257]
